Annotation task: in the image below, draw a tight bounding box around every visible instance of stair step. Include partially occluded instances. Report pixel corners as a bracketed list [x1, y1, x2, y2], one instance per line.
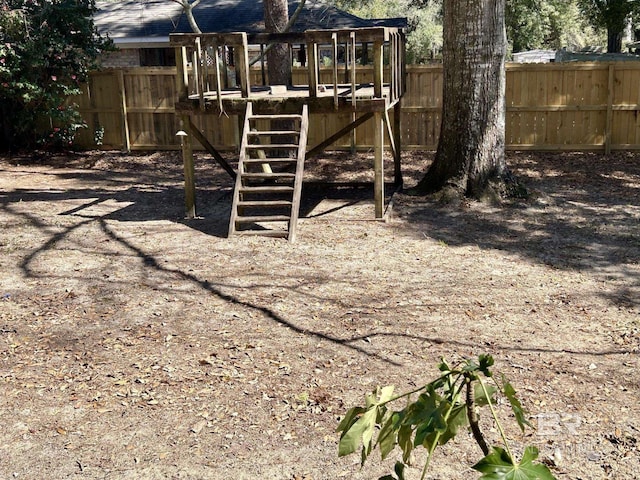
[233, 230, 289, 238]
[238, 200, 293, 207]
[248, 114, 302, 121]
[236, 215, 291, 223]
[247, 130, 300, 136]
[241, 172, 295, 179]
[243, 158, 298, 164]
[245, 144, 299, 150]
[239, 186, 294, 193]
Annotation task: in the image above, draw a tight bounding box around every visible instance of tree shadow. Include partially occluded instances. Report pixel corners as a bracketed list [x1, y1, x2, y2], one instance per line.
[1, 168, 402, 365]
[399, 151, 640, 309]
[2, 150, 637, 367]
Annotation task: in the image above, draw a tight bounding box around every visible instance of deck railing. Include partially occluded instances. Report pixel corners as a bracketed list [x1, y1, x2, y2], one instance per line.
[169, 27, 406, 109]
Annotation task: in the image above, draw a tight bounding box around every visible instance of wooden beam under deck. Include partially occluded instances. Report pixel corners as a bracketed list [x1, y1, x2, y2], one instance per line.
[174, 84, 394, 116]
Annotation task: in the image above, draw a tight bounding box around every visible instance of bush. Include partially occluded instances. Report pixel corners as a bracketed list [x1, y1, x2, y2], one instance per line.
[0, 0, 111, 151]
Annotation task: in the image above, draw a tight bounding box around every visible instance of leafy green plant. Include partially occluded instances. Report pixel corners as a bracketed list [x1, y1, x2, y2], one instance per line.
[337, 354, 556, 480]
[0, 0, 112, 151]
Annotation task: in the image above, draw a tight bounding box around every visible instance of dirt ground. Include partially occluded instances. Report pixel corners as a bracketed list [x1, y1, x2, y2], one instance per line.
[0, 148, 638, 480]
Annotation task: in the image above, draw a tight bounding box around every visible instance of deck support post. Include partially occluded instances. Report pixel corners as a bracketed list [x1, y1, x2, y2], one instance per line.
[393, 101, 403, 187]
[180, 114, 196, 219]
[374, 111, 384, 218]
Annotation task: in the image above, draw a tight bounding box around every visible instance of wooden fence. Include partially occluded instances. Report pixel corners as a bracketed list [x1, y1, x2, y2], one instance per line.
[72, 62, 640, 151]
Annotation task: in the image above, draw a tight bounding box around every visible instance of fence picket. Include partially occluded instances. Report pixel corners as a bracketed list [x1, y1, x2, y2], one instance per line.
[72, 62, 640, 151]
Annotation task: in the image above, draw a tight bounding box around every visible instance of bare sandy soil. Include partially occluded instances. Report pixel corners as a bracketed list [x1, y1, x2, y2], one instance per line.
[0, 149, 638, 480]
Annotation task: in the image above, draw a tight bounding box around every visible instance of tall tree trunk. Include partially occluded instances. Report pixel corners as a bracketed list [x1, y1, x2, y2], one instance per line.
[414, 0, 512, 200]
[607, 29, 623, 53]
[264, 0, 291, 86]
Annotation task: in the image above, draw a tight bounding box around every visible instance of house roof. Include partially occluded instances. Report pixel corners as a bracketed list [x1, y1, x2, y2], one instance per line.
[511, 50, 556, 63]
[95, 0, 407, 47]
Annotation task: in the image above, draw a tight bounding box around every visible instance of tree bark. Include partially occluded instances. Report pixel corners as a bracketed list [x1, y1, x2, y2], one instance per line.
[607, 29, 623, 53]
[413, 0, 512, 201]
[171, 0, 202, 34]
[264, 0, 291, 86]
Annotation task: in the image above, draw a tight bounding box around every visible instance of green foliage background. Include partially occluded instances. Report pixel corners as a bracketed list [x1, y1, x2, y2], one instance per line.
[330, 0, 613, 61]
[0, 0, 110, 150]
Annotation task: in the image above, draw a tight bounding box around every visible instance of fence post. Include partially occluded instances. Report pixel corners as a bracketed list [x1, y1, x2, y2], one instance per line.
[117, 70, 131, 152]
[605, 63, 614, 155]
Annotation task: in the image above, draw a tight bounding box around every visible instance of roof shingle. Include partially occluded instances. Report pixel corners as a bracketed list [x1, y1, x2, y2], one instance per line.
[94, 0, 406, 41]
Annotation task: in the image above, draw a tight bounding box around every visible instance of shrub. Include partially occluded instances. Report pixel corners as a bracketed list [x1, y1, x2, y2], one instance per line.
[0, 0, 111, 150]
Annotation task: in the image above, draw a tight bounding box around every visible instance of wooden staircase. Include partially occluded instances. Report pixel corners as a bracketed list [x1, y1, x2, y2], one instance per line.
[228, 102, 309, 242]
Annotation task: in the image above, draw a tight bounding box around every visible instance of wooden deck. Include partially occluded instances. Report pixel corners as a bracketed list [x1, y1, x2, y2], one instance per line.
[170, 27, 406, 222]
[176, 83, 396, 115]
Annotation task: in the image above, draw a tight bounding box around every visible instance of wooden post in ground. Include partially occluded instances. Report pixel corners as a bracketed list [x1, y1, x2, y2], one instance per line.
[175, 44, 196, 218]
[393, 101, 403, 187]
[180, 115, 196, 219]
[374, 111, 384, 218]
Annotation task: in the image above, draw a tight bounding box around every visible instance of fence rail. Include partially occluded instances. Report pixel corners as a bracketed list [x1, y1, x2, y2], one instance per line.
[72, 62, 640, 151]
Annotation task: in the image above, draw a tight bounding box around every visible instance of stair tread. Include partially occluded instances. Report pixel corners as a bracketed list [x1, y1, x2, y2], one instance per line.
[233, 230, 289, 238]
[245, 144, 299, 149]
[238, 200, 293, 206]
[236, 215, 291, 222]
[242, 158, 298, 164]
[248, 114, 302, 120]
[239, 185, 294, 192]
[247, 130, 300, 136]
[241, 172, 295, 178]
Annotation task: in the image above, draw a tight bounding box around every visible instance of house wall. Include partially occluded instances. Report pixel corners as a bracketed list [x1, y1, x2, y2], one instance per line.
[100, 49, 141, 68]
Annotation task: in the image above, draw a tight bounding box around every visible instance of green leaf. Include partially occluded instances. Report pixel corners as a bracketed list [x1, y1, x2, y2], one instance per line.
[365, 390, 378, 408]
[394, 461, 406, 480]
[379, 385, 395, 404]
[377, 412, 400, 460]
[438, 358, 451, 372]
[438, 403, 468, 445]
[478, 354, 495, 376]
[463, 358, 480, 374]
[475, 382, 498, 407]
[376, 461, 406, 480]
[365, 385, 395, 409]
[472, 446, 557, 480]
[405, 387, 441, 426]
[414, 400, 447, 447]
[338, 407, 376, 457]
[397, 423, 414, 463]
[360, 408, 378, 452]
[501, 375, 533, 432]
[337, 406, 365, 433]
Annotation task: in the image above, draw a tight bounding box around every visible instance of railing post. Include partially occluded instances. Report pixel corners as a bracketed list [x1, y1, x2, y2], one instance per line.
[307, 39, 319, 97]
[235, 33, 251, 98]
[194, 37, 205, 110]
[373, 37, 384, 99]
[332, 32, 338, 109]
[175, 44, 189, 102]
